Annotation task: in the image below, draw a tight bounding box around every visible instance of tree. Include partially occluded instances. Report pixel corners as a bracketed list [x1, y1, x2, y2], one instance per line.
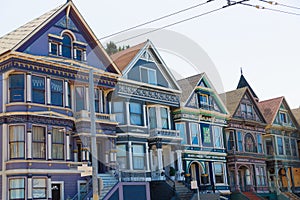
[105, 41, 130, 55]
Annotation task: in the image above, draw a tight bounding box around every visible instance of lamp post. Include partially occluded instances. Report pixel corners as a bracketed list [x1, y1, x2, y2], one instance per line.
[88, 69, 99, 200]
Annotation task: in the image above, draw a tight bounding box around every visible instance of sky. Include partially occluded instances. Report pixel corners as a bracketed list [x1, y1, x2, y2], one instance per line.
[1, 0, 300, 108]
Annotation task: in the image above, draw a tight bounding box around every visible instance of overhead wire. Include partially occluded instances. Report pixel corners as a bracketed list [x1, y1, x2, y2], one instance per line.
[114, 0, 250, 44]
[258, 0, 300, 10]
[99, 0, 215, 40]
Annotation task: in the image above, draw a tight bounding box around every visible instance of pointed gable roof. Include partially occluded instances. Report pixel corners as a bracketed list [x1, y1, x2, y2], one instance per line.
[0, 5, 64, 55]
[220, 87, 248, 115]
[177, 73, 204, 105]
[0, 1, 121, 75]
[258, 97, 283, 124]
[292, 108, 300, 125]
[237, 73, 258, 100]
[111, 40, 181, 91]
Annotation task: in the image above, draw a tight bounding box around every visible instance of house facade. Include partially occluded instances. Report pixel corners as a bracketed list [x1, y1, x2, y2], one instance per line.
[259, 97, 300, 194]
[0, 1, 121, 199]
[175, 73, 230, 194]
[110, 40, 182, 183]
[221, 83, 269, 194]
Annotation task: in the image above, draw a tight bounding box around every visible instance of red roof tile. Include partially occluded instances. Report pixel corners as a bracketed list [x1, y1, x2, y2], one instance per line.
[258, 97, 283, 124]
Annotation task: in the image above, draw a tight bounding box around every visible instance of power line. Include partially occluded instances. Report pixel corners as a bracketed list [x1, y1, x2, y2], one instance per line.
[258, 0, 300, 10]
[240, 2, 300, 16]
[99, 0, 215, 40]
[114, 0, 249, 44]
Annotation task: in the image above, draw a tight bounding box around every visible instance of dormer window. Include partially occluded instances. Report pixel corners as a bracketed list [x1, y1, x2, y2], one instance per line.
[199, 94, 209, 109]
[279, 112, 287, 124]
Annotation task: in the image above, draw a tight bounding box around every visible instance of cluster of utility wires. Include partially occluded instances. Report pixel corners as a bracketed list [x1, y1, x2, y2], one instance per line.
[98, 0, 300, 44]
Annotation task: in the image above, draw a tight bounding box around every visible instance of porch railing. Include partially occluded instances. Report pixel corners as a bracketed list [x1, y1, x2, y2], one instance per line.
[74, 110, 116, 122]
[149, 129, 180, 138]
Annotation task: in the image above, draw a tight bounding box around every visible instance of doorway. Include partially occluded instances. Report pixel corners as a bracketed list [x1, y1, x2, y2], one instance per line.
[238, 166, 251, 192]
[189, 162, 203, 187]
[51, 182, 63, 200]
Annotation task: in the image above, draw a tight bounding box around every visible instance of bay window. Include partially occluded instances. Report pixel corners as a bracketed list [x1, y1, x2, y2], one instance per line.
[130, 102, 143, 126]
[75, 86, 85, 111]
[132, 144, 145, 170]
[94, 89, 103, 113]
[32, 178, 47, 199]
[9, 74, 25, 102]
[52, 128, 64, 160]
[9, 178, 25, 200]
[257, 134, 263, 153]
[148, 106, 170, 129]
[277, 137, 284, 155]
[213, 126, 223, 148]
[176, 123, 187, 144]
[117, 144, 127, 169]
[32, 75, 45, 104]
[160, 107, 169, 129]
[51, 79, 63, 106]
[113, 101, 124, 124]
[32, 126, 46, 159]
[9, 125, 25, 159]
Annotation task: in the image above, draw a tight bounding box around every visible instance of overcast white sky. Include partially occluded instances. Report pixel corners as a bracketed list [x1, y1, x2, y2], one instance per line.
[1, 0, 300, 108]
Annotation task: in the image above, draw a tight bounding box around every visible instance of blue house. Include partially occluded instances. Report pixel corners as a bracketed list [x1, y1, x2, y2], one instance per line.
[0, 1, 121, 199]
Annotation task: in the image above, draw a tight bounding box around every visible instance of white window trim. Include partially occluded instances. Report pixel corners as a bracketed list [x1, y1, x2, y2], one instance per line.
[139, 66, 157, 85]
[8, 177, 27, 200]
[189, 123, 201, 146]
[147, 105, 170, 130]
[51, 127, 66, 160]
[175, 122, 186, 144]
[212, 126, 224, 149]
[8, 124, 27, 160]
[32, 124, 47, 160]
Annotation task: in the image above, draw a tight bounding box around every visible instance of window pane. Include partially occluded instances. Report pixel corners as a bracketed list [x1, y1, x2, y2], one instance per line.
[130, 102, 143, 126]
[9, 126, 25, 159]
[62, 34, 72, 58]
[32, 126, 46, 159]
[9, 178, 25, 199]
[285, 138, 291, 155]
[237, 132, 243, 151]
[176, 123, 186, 144]
[9, 74, 25, 102]
[32, 76, 45, 104]
[51, 43, 58, 55]
[75, 87, 85, 111]
[277, 137, 284, 155]
[149, 107, 157, 129]
[51, 79, 63, 106]
[133, 144, 144, 169]
[52, 128, 64, 159]
[113, 102, 124, 124]
[191, 123, 199, 145]
[117, 144, 127, 169]
[148, 69, 157, 85]
[213, 126, 222, 148]
[76, 49, 82, 61]
[140, 68, 148, 83]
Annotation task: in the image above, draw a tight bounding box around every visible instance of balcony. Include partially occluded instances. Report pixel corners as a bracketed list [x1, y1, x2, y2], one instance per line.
[236, 111, 259, 121]
[74, 110, 116, 123]
[149, 128, 180, 138]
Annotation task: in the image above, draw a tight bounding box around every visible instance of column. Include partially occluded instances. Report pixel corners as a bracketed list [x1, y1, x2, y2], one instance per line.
[26, 73, 32, 102]
[157, 148, 163, 171]
[59, 44, 62, 56]
[47, 176, 52, 199]
[47, 131, 52, 160]
[274, 162, 280, 194]
[27, 128, 32, 159]
[143, 105, 147, 127]
[73, 150, 78, 162]
[176, 150, 183, 181]
[66, 133, 70, 160]
[285, 167, 292, 192]
[145, 143, 150, 171]
[170, 150, 175, 168]
[47, 77, 51, 105]
[235, 163, 240, 191]
[28, 176, 32, 200]
[149, 149, 153, 171]
[64, 81, 69, 108]
[85, 87, 89, 111]
[125, 101, 130, 125]
[128, 142, 133, 170]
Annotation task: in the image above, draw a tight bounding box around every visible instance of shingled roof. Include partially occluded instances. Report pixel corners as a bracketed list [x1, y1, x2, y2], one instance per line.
[0, 5, 64, 55]
[219, 87, 247, 116]
[237, 74, 258, 99]
[292, 108, 300, 125]
[258, 97, 283, 124]
[177, 73, 204, 104]
[110, 41, 147, 72]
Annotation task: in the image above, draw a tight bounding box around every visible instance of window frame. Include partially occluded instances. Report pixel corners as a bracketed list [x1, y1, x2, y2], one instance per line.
[9, 125, 26, 159]
[199, 93, 209, 109]
[129, 101, 143, 126]
[62, 33, 72, 58]
[117, 144, 127, 169]
[175, 122, 187, 144]
[32, 126, 46, 159]
[139, 66, 157, 85]
[113, 101, 125, 125]
[257, 134, 263, 153]
[190, 123, 201, 145]
[75, 86, 85, 112]
[213, 126, 223, 148]
[31, 75, 46, 104]
[94, 88, 103, 113]
[32, 177, 47, 199]
[52, 127, 65, 160]
[147, 105, 170, 130]
[132, 143, 145, 170]
[50, 78, 64, 107]
[279, 112, 287, 124]
[277, 136, 284, 155]
[9, 177, 25, 200]
[214, 163, 225, 184]
[9, 73, 25, 103]
[237, 131, 243, 151]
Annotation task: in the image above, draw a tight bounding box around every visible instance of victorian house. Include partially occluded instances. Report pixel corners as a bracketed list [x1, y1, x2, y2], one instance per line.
[259, 97, 300, 196]
[175, 73, 230, 196]
[0, 1, 121, 199]
[220, 74, 269, 198]
[109, 40, 182, 198]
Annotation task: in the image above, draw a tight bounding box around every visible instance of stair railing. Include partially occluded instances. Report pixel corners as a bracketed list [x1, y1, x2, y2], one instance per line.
[71, 178, 93, 200]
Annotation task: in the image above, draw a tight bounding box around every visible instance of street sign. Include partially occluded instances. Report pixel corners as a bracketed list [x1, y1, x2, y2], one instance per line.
[77, 164, 92, 177]
[191, 180, 198, 189]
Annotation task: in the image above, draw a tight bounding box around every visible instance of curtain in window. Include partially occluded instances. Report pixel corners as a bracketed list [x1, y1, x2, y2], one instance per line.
[32, 76, 45, 104]
[32, 126, 46, 159]
[130, 102, 143, 126]
[9, 178, 25, 199]
[132, 144, 144, 170]
[52, 128, 64, 159]
[160, 107, 169, 129]
[9, 74, 25, 102]
[51, 79, 63, 106]
[9, 126, 25, 159]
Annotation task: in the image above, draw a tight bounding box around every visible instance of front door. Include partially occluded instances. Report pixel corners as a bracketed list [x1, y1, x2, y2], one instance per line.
[51, 183, 61, 200]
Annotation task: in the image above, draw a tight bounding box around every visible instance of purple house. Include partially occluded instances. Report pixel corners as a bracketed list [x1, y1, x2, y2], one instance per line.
[0, 1, 121, 199]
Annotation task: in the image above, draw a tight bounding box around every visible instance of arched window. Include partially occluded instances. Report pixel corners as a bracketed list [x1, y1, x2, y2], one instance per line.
[245, 133, 255, 152]
[62, 34, 72, 58]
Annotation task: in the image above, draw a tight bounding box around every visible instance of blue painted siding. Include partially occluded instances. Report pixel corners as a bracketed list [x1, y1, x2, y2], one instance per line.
[6, 162, 72, 170]
[127, 59, 169, 88]
[0, 175, 2, 198]
[51, 174, 82, 199]
[17, 10, 107, 71]
[0, 125, 2, 171]
[123, 185, 147, 200]
[0, 73, 2, 113]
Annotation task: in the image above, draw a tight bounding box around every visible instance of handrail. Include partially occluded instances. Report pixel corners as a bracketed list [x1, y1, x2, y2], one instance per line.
[165, 174, 176, 192]
[71, 178, 93, 200]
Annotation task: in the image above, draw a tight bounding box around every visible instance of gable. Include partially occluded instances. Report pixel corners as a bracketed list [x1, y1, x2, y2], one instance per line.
[185, 74, 227, 114]
[273, 102, 296, 127]
[233, 92, 265, 123]
[11, 2, 119, 74]
[123, 42, 180, 91]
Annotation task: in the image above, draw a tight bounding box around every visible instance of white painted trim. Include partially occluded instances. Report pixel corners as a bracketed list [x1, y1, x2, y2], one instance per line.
[51, 181, 65, 200]
[48, 177, 52, 198]
[125, 102, 130, 125]
[28, 177, 33, 198]
[143, 105, 147, 127]
[145, 143, 150, 171]
[64, 81, 69, 107]
[27, 130, 32, 159]
[47, 77, 51, 104]
[26, 74, 32, 102]
[48, 132, 52, 160]
[128, 141, 133, 170]
[85, 87, 89, 111]
[66, 134, 70, 160]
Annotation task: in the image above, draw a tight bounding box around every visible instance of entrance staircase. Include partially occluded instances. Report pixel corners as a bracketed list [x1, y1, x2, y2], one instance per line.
[243, 192, 264, 200]
[283, 192, 300, 200]
[98, 173, 118, 200]
[174, 181, 193, 200]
